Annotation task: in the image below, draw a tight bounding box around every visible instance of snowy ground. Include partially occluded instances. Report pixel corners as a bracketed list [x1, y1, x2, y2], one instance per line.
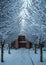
[0, 48, 46, 65]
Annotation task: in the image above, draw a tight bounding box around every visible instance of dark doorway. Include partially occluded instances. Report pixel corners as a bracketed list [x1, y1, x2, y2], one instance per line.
[19, 42, 26, 48]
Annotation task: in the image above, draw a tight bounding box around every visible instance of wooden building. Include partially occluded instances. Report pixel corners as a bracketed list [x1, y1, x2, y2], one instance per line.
[13, 35, 32, 49]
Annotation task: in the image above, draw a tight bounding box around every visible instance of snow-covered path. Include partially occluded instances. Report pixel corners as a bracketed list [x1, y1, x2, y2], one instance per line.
[0, 48, 46, 65]
[0, 48, 33, 65]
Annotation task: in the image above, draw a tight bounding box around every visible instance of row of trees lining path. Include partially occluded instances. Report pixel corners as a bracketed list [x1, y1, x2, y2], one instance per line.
[0, 40, 11, 62]
[34, 44, 43, 62]
[0, 40, 43, 62]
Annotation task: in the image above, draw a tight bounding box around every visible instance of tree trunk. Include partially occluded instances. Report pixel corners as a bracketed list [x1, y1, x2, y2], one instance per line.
[40, 44, 43, 62]
[1, 43, 4, 62]
[8, 43, 11, 54]
[35, 44, 37, 54]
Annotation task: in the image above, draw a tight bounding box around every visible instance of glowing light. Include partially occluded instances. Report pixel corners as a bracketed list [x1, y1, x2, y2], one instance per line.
[19, 0, 32, 34]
